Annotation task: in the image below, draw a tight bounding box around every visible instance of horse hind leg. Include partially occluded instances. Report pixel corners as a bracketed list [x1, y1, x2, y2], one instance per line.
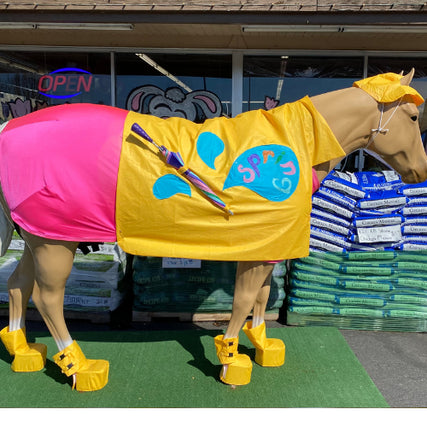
[18, 230, 109, 391]
[0, 245, 47, 372]
[7, 245, 35, 331]
[0, 198, 13, 257]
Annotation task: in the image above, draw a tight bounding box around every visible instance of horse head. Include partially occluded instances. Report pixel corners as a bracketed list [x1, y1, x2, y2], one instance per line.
[357, 69, 427, 184]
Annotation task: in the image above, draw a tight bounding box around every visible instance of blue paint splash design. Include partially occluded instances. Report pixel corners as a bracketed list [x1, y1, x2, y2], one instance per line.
[223, 144, 300, 202]
[196, 132, 225, 170]
[153, 174, 192, 200]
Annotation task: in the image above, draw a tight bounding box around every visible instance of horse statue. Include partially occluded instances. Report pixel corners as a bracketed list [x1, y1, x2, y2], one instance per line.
[0, 70, 426, 392]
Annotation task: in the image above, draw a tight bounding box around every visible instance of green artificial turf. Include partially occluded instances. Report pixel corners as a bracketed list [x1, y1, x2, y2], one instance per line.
[0, 326, 388, 408]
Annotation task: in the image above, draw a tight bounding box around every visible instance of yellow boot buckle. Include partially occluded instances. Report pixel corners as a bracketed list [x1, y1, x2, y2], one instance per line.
[53, 341, 109, 392]
[214, 335, 252, 386]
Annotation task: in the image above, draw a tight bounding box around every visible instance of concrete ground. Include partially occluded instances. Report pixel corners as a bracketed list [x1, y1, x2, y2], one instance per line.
[340, 329, 427, 408]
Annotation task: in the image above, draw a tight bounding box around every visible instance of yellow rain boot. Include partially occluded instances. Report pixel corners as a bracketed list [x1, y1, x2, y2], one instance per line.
[214, 335, 252, 386]
[53, 340, 109, 392]
[243, 321, 285, 367]
[0, 326, 47, 372]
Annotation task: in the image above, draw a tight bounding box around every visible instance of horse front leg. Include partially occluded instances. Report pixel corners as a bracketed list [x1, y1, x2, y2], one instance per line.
[251, 275, 272, 328]
[19, 230, 109, 392]
[28, 235, 77, 352]
[214, 261, 274, 385]
[242, 263, 286, 368]
[0, 244, 47, 372]
[225, 261, 273, 338]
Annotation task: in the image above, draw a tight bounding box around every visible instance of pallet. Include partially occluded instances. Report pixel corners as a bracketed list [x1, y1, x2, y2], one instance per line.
[286, 310, 427, 333]
[1, 308, 279, 324]
[132, 310, 279, 322]
[0, 308, 110, 324]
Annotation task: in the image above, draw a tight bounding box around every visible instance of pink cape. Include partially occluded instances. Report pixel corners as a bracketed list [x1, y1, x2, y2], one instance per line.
[0, 104, 128, 242]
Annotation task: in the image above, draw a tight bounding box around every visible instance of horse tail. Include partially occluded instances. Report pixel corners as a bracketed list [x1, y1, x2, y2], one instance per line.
[0, 121, 14, 256]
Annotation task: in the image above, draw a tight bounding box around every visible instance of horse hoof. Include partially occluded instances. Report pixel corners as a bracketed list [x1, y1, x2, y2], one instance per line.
[254, 339, 285, 367]
[220, 355, 252, 386]
[53, 340, 109, 392]
[73, 359, 110, 392]
[0, 326, 47, 372]
[12, 343, 47, 372]
[214, 334, 252, 385]
[243, 321, 285, 367]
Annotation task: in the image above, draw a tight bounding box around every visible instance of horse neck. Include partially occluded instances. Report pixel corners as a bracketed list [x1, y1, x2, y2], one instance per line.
[310, 87, 379, 181]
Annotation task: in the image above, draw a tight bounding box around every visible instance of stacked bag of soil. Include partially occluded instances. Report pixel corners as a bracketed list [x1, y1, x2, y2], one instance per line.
[288, 170, 427, 332]
[132, 257, 286, 315]
[399, 180, 427, 250]
[0, 234, 126, 314]
[310, 170, 406, 252]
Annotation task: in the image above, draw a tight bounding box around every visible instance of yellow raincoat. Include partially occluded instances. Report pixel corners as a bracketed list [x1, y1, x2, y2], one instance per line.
[116, 96, 345, 261]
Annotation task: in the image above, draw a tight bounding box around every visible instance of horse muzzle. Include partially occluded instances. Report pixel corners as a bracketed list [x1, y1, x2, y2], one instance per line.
[400, 157, 427, 184]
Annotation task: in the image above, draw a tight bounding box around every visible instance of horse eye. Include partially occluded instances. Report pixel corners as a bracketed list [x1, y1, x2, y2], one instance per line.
[411, 115, 418, 122]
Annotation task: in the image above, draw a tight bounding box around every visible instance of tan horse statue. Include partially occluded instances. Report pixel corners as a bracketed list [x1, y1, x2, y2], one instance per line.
[0, 70, 426, 392]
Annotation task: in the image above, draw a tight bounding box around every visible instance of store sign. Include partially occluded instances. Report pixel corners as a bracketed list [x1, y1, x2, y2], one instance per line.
[38, 67, 93, 99]
[162, 258, 201, 269]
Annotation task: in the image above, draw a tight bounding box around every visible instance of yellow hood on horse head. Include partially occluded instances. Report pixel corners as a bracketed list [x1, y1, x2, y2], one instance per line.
[353, 72, 424, 106]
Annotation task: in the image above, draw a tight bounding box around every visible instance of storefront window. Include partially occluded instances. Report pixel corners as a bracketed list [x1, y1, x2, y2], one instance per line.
[243, 55, 364, 171]
[243, 55, 364, 112]
[115, 53, 232, 121]
[0, 51, 111, 122]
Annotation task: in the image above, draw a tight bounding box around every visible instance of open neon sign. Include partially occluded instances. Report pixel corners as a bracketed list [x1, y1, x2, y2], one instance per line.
[38, 67, 93, 99]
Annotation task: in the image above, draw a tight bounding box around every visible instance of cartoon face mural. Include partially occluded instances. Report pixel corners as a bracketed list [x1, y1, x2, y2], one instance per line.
[126, 85, 223, 122]
[264, 96, 279, 110]
[1, 97, 48, 122]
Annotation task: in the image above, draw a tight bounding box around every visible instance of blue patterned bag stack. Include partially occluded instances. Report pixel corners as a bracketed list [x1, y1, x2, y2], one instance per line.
[288, 170, 427, 331]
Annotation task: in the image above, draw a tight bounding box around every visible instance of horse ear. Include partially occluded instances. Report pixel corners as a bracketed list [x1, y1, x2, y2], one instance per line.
[400, 68, 415, 86]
